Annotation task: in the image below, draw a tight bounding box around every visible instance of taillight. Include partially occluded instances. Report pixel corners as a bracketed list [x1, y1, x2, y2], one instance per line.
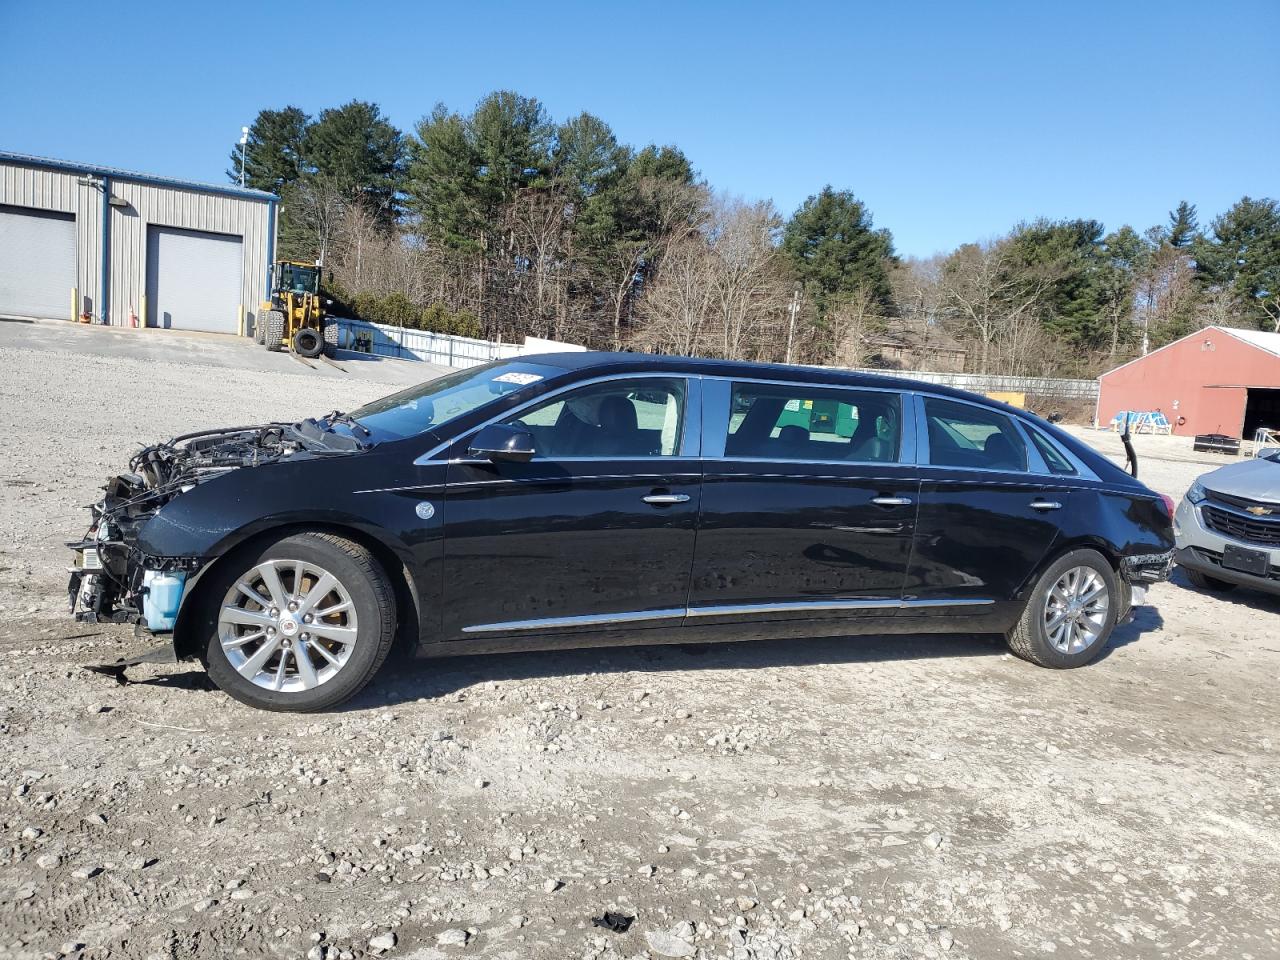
[1158, 494, 1176, 518]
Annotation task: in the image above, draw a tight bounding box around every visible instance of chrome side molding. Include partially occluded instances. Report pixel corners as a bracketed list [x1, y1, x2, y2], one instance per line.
[461, 607, 686, 634]
[462, 597, 995, 633]
[686, 598, 900, 617]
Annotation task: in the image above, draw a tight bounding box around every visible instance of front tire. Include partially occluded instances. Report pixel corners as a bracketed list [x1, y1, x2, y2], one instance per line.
[264, 310, 285, 352]
[201, 532, 397, 711]
[1006, 548, 1118, 669]
[1186, 568, 1237, 592]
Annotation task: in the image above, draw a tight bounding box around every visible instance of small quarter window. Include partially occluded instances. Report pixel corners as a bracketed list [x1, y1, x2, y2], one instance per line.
[726, 384, 900, 462]
[1029, 428, 1078, 476]
[924, 398, 1028, 472]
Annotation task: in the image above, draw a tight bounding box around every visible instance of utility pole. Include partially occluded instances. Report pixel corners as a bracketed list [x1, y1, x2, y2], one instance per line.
[239, 126, 249, 188]
[785, 285, 802, 364]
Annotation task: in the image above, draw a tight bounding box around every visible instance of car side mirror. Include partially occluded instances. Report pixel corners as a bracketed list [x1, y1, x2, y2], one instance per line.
[468, 423, 536, 463]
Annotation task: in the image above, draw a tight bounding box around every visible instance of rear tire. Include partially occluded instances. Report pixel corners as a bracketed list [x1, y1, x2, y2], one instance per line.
[254, 315, 266, 344]
[292, 326, 323, 358]
[322, 320, 339, 358]
[265, 310, 285, 352]
[1006, 548, 1118, 669]
[201, 532, 397, 711]
[1186, 568, 1237, 592]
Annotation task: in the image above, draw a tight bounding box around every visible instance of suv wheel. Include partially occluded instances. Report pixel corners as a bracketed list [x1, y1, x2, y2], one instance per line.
[1186, 568, 1237, 592]
[201, 532, 396, 711]
[1006, 548, 1118, 668]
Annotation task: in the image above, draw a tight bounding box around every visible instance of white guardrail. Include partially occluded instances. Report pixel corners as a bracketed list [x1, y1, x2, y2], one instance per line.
[333, 318, 584, 369]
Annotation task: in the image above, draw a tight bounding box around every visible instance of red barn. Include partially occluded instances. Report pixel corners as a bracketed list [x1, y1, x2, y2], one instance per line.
[1097, 326, 1280, 439]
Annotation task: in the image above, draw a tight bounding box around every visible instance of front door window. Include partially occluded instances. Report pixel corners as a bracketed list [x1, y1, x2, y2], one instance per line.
[504, 378, 686, 459]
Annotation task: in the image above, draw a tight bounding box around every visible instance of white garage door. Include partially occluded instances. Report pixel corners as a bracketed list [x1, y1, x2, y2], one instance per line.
[0, 205, 76, 320]
[146, 225, 243, 334]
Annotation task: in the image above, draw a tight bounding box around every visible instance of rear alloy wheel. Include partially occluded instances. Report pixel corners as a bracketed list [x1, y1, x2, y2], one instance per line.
[264, 310, 285, 352]
[1006, 548, 1118, 668]
[292, 327, 323, 358]
[1186, 568, 1237, 592]
[203, 533, 396, 711]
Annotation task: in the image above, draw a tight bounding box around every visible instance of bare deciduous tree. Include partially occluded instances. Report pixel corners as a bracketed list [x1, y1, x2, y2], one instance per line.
[631, 236, 716, 355]
[823, 285, 884, 368]
[707, 197, 787, 360]
[943, 240, 1052, 374]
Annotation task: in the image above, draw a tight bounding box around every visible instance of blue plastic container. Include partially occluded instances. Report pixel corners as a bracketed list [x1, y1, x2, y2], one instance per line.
[142, 570, 187, 632]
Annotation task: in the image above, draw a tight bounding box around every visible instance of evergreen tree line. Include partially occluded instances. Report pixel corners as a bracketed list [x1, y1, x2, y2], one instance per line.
[231, 94, 1280, 376]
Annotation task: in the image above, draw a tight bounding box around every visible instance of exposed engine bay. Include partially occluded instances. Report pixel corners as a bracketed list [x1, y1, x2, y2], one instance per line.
[68, 417, 368, 628]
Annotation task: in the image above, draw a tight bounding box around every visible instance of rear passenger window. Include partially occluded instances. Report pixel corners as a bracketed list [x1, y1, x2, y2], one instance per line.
[1029, 428, 1078, 476]
[726, 384, 900, 462]
[924, 398, 1028, 472]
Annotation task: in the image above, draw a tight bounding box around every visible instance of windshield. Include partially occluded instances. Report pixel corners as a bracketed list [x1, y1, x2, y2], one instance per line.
[279, 263, 319, 294]
[350, 360, 563, 440]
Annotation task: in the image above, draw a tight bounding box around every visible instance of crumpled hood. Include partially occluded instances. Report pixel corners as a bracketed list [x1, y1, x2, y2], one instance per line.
[1201, 457, 1280, 503]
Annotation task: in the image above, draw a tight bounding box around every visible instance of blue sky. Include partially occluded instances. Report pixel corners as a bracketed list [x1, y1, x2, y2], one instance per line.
[2, 0, 1276, 257]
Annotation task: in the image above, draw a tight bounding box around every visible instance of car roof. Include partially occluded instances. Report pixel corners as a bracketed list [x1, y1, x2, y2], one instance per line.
[530, 351, 1009, 409]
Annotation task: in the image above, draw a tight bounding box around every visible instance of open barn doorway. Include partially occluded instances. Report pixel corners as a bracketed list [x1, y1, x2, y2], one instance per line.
[1244, 388, 1280, 439]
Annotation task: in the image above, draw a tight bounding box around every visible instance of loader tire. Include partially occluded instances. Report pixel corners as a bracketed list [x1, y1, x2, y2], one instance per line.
[322, 320, 339, 358]
[254, 315, 266, 344]
[292, 327, 323, 359]
[265, 310, 285, 352]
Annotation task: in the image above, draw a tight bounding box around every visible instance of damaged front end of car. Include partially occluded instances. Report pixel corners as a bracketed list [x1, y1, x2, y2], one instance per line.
[67, 423, 314, 631]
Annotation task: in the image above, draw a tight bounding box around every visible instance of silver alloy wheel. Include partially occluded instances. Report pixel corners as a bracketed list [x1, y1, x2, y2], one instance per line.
[217, 559, 358, 692]
[1042, 564, 1109, 654]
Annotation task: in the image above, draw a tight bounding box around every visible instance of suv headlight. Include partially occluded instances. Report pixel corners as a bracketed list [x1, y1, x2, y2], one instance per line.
[1186, 481, 1206, 504]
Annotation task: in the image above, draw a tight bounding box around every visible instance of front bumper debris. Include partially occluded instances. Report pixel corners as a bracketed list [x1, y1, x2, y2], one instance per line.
[82, 641, 180, 685]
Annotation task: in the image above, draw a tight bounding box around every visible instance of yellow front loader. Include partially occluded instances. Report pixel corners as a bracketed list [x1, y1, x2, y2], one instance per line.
[256, 261, 336, 358]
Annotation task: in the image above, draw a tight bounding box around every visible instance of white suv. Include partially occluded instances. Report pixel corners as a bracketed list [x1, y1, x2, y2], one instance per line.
[1175, 452, 1280, 597]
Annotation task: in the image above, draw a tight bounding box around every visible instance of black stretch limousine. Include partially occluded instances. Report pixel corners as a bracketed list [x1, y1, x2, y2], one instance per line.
[70, 353, 1175, 711]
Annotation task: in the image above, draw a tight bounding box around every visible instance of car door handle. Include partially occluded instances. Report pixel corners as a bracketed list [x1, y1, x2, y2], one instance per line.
[871, 496, 913, 507]
[643, 493, 690, 505]
[1030, 500, 1063, 511]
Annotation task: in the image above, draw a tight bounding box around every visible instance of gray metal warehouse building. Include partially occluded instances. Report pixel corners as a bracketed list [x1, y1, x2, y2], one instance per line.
[0, 151, 275, 335]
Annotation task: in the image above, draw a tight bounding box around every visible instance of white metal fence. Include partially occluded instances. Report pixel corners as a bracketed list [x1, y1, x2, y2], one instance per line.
[332, 319, 587, 369]
[845, 367, 1099, 402]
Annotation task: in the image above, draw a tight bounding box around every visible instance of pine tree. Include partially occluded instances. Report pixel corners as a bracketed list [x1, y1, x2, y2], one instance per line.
[781, 187, 896, 317]
[305, 101, 405, 224]
[1193, 197, 1280, 329]
[1167, 201, 1199, 248]
[228, 107, 309, 192]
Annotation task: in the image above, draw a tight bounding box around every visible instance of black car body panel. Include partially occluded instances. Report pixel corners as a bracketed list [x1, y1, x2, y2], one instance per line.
[69, 352, 1175, 661]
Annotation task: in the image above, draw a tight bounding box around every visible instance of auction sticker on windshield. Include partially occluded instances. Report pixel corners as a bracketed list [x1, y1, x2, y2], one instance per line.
[493, 372, 543, 385]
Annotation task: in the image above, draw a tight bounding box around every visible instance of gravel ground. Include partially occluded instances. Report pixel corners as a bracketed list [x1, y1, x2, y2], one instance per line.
[1, 320, 1278, 960]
